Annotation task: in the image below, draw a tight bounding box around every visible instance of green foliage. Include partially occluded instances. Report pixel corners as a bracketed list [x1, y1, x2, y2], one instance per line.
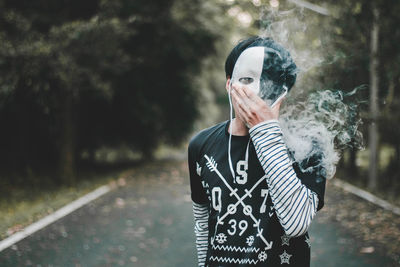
[0, 0, 222, 172]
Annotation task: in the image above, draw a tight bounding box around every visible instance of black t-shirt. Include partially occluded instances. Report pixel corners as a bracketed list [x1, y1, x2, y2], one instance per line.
[188, 120, 326, 267]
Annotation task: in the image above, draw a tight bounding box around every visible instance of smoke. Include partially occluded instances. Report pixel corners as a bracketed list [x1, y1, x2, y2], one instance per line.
[258, 7, 325, 74]
[255, 5, 364, 179]
[279, 88, 365, 179]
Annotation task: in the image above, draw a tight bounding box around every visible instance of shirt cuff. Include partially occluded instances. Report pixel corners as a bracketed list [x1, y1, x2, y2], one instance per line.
[249, 120, 280, 134]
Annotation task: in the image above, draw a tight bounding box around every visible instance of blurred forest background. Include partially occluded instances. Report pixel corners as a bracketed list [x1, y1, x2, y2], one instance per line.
[1, 0, 400, 236]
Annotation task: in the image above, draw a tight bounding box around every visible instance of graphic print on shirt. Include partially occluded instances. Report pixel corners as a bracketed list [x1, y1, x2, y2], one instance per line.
[246, 235, 255, 246]
[189, 121, 326, 267]
[199, 168, 212, 203]
[279, 250, 292, 264]
[281, 234, 291, 246]
[305, 236, 311, 248]
[215, 233, 228, 244]
[204, 154, 274, 264]
[196, 162, 202, 176]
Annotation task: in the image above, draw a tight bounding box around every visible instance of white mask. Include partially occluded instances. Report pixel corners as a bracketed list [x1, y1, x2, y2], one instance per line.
[231, 46, 288, 107]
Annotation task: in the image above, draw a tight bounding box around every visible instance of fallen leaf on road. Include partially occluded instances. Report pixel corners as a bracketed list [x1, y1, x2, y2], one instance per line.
[360, 246, 375, 253]
[115, 198, 125, 208]
[118, 178, 127, 187]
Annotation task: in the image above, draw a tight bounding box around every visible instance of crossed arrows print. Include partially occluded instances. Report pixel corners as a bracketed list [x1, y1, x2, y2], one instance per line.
[204, 154, 273, 250]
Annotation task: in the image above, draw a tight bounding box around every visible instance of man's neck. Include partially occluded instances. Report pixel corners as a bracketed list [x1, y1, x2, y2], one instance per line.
[229, 118, 249, 136]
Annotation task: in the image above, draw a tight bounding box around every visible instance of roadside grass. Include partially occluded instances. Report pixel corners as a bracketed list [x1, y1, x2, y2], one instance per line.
[0, 165, 136, 241]
[339, 145, 400, 207]
[0, 144, 187, 242]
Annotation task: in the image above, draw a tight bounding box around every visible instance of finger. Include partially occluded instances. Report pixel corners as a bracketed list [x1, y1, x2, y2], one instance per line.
[235, 99, 250, 122]
[239, 86, 257, 109]
[231, 88, 245, 109]
[231, 90, 248, 120]
[233, 85, 254, 110]
[233, 84, 248, 100]
[239, 86, 269, 110]
[241, 86, 258, 107]
[230, 86, 240, 102]
[241, 85, 256, 99]
[240, 85, 266, 107]
[232, 88, 252, 117]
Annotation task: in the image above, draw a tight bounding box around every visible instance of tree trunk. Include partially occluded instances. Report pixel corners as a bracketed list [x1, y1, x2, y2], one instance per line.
[59, 91, 76, 185]
[368, 5, 379, 190]
[349, 149, 358, 176]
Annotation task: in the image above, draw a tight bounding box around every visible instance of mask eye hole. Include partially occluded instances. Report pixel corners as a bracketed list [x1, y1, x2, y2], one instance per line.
[239, 77, 254, 85]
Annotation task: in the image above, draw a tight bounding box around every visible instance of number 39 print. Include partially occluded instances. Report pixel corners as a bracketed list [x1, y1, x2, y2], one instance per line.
[227, 219, 248, 236]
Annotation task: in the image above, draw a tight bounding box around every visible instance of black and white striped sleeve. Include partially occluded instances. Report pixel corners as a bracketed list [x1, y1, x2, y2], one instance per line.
[193, 202, 209, 267]
[249, 120, 319, 237]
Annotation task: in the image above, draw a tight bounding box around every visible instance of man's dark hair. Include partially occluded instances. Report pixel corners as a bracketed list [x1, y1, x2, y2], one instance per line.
[224, 36, 298, 91]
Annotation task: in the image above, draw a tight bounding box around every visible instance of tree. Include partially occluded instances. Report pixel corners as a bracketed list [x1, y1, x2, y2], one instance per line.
[0, 0, 225, 183]
[368, 4, 379, 189]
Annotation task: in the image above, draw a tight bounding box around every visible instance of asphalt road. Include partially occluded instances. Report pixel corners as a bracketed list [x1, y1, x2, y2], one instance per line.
[0, 159, 397, 266]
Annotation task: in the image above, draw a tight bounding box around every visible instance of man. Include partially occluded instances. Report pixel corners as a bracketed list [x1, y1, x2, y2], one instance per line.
[188, 36, 326, 267]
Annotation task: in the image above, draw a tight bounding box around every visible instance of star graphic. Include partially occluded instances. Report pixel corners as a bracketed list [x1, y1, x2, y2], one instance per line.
[281, 234, 291, 246]
[305, 236, 311, 248]
[279, 250, 292, 264]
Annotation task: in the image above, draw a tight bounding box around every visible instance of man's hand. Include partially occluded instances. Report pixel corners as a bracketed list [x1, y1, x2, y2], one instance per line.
[230, 84, 283, 128]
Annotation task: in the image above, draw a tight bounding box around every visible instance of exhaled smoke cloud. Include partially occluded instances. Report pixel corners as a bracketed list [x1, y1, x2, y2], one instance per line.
[258, 5, 364, 179]
[259, 7, 324, 73]
[279, 88, 365, 179]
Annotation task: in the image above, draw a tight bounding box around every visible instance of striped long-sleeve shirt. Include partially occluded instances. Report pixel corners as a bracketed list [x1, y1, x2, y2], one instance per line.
[249, 120, 319, 237]
[192, 202, 209, 267]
